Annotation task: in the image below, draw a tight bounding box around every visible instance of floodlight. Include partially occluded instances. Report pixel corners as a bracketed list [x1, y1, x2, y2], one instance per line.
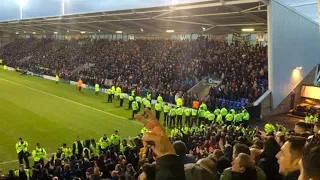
[241, 28, 254, 32]
[80, 31, 86, 34]
[166, 30, 174, 33]
[116, 31, 122, 34]
[18, 0, 27, 8]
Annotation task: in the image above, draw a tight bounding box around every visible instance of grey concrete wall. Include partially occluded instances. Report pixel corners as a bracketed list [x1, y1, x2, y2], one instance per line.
[268, 0, 320, 109]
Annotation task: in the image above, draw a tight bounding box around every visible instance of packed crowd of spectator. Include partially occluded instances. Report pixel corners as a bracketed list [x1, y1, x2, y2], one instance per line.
[2, 109, 320, 180]
[0, 38, 267, 106]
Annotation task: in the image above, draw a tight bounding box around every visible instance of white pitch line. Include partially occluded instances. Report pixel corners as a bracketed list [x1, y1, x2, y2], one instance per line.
[105, 108, 117, 111]
[0, 78, 141, 125]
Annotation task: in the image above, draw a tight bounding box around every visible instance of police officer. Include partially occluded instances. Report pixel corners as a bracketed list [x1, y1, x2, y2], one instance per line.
[214, 108, 220, 116]
[107, 87, 113, 103]
[176, 96, 183, 107]
[61, 143, 72, 159]
[131, 88, 136, 98]
[198, 107, 206, 126]
[72, 136, 84, 159]
[15, 137, 30, 169]
[136, 95, 142, 111]
[32, 143, 47, 167]
[110, 130, 121, 152]
[51, 148, 65, 165]
[207, 111, 215, 125]
[200, 102, 207, 111]
[143, 98, 152, 117]
[184, 107, 191, 127]
[99, 134, 109, 154]
[120, 139, 132, 153]
[111, 85, 116, 99]
[154, 101, 162, 120]
[83, 140, 92, 159]
[237, 110, 244, 126]
[55, 74, 59, 84]
[157, 94, 163, 104]
[220, 107, 228, 121]
[132, 99, 139, 119]
[128, 95, 134, 110]
[116, 86, 122, 100]
[163, 103, 170, 125]
[90, 139, 100, 158]
[242, 110, 250, 128]
[142, 97, 147, 109]
[205, 109, 211, 125]
[169, 106, 176, 128]
[95, 83, 100, 96]
[191, 108, 198, 127]
[264, 122, 275, 134]
[226, 112, 234, 126]
[147, 92, 152, 102]
[216, 112, 223, 124]
[119, 92, 125, 107]
[230, 108, 236, 116]
[141, 126, 148, 134]
[176, 106, 183, 127]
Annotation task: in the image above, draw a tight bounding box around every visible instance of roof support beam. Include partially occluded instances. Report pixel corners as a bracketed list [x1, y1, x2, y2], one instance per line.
[241, 4, 267, 12]
[77, 15, 127, 32]
[190, 16, 240, 33]
[156, 18, 213, 26]
[223, 4, 267, 24]
[259, 0, 269, 5]
[124, 20, 160, 33]
[152, 11, 173, 19]
[173, 0, 258, 10]
[215, 23, 264, 27]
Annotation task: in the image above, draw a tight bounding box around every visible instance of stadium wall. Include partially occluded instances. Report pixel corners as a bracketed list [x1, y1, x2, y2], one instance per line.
[261, 67, 316, 118]
[268, 0, 320, 109]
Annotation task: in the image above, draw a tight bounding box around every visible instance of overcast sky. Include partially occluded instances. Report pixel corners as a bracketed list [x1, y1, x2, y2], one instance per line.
[0, 0, 317, 22]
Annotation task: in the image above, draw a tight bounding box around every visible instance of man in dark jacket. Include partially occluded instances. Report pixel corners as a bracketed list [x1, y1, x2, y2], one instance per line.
[5, 170, 19, 180]
[299, 135, 320, 180]
[173, 141, 196, 164]
[276, 136, 306, 180]
[230, 153, 258, 180]
[137, 109, 185, 180]
[220, 144, 266, 180]
[257, 136, 282, 180]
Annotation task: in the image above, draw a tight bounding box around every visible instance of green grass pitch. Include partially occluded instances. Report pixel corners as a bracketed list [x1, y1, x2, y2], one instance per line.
[0, 68, 145, 172]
